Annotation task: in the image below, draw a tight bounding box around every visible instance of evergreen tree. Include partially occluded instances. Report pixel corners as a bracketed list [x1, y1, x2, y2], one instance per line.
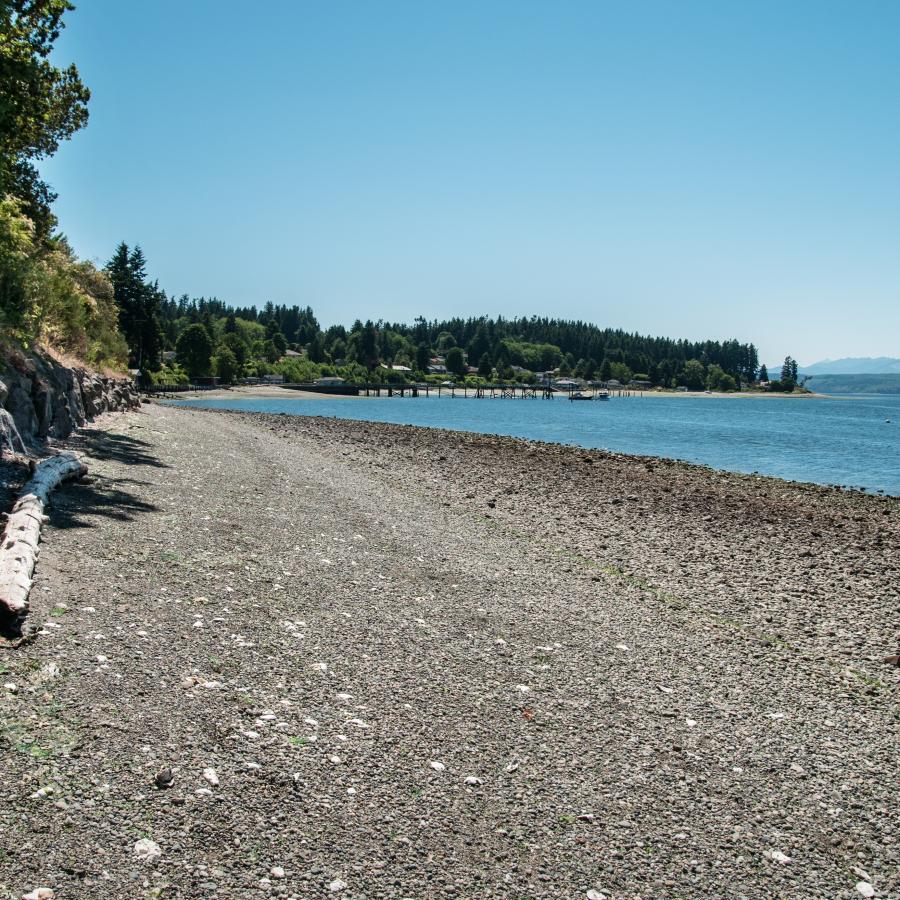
[467, 325, 491, 364]
[477, 353, 492, 378]
[781, 356, 793, 383]
[128, 244, 147, 282]
[412, 315, 428, 345]
[446, 346, 466, 376]
[758, 363, 769, 382]
[294, 306, 320, 344]
[307, 334, 325, 363]
[105, 242, 162, 370]
[200, 308, 216, 344]
[105, 241, 132, 318]
[777, 356, 798, 392]
[415, 344, 431, 372]
[271, 332, 287, 357]
[176, 323, 213, 377]
[260, 301, 275, 326]
[358, 321, 379, 369]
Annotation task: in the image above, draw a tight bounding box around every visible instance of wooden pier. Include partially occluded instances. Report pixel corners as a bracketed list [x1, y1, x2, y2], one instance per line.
[282, 383, 640, 399]
[142, 381, 642, 400]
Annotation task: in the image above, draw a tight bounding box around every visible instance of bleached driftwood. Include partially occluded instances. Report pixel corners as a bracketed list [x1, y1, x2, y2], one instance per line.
[0, 452, 87, 622]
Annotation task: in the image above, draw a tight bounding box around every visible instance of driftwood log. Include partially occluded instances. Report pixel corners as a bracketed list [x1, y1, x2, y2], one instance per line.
[0, 452, 86, 623]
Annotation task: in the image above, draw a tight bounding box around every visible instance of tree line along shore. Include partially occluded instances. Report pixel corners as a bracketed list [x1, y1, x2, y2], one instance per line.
[1, 6, 801, 402]
[107, 278, 805, 395]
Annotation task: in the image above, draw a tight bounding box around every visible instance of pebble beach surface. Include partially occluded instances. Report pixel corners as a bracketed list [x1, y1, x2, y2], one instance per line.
[1, 402, 897, 899]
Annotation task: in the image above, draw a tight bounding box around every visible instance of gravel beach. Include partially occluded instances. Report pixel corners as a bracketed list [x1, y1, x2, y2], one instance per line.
[1, 402, 897, 899]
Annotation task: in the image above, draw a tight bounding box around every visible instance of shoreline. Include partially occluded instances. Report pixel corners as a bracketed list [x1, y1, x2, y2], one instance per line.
[199, 403, 896, 506]
[1, 403, 896, 898]
[161, 398, 894, 496]
[158, 390, 894, 496]
[167, 384, 829, 402]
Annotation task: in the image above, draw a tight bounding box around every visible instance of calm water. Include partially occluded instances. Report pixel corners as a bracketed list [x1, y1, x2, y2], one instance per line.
[171, 392, 900, 495]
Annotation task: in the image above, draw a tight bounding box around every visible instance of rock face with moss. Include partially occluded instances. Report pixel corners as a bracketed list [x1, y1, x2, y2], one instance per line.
[0, 349, 138, 446]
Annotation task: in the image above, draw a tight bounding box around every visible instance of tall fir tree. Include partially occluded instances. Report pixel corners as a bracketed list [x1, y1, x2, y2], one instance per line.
[358, 321, 379, 369]
[780, 356, 797, 384]
[106, 243, 163, 371]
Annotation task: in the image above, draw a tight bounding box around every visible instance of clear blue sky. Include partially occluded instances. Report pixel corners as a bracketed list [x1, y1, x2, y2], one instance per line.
[42, 0, 900, 365]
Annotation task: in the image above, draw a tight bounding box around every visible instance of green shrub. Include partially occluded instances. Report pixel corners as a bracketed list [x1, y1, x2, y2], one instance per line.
[0, 198, 128, 369]
[149, 363, 189, 385]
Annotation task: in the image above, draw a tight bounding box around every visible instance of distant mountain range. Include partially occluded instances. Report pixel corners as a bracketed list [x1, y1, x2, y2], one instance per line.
[798, 357, 900, 375]
[764, 357, 900, 376]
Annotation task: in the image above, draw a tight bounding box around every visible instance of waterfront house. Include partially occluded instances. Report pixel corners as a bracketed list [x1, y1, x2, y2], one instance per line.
[314, 376, 345, 386]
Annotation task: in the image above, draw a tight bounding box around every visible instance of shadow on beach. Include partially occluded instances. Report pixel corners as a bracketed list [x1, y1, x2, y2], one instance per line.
[66, 428, 171, 469]
[46, 427, 165, 530]
[46, 474, 159, 532]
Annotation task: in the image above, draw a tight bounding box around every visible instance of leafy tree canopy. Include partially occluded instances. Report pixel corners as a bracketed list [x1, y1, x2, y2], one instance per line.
[212, 345, 239, 384]
[445, 346, 466, 376]
[0, 0, 90, 236]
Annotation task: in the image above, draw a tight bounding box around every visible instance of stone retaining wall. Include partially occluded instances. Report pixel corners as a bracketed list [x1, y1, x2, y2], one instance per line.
[0, 350, 139, 446]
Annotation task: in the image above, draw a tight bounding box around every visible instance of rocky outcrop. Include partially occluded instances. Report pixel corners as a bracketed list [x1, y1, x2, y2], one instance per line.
[0, 349, 139, 447]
